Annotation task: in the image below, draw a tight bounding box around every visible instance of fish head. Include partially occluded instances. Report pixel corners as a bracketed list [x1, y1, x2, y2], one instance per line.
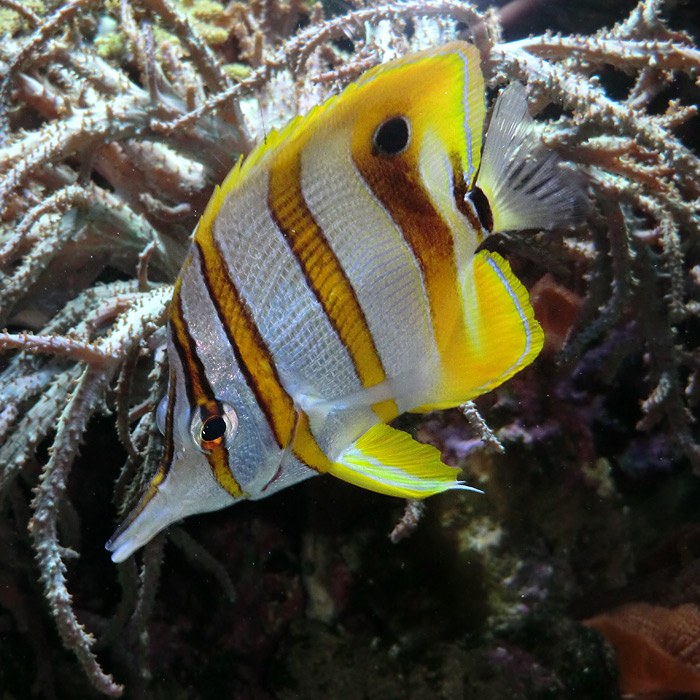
[106, 323, 292, 563]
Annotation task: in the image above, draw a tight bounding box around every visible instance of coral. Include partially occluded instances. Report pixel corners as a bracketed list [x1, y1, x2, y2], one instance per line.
[528, 273, 583, 357]
[585, 602, 700, 698]
[0, 0, 699, 696]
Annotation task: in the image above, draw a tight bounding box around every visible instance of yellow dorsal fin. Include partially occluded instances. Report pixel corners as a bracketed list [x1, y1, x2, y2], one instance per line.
[195, 93, 346, 233]
[195, 155, 243, 236]
[216, 89, 353, 196]
[329, 424, 480, 499]
[414, 250, 543, 412]
[201, 39, 485, 221]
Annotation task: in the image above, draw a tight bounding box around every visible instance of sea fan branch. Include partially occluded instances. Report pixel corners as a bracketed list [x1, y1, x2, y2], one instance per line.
[28, 364, 123, 697]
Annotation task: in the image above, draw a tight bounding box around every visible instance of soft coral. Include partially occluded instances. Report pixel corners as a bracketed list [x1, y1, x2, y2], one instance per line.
[585, 602, 700, 699]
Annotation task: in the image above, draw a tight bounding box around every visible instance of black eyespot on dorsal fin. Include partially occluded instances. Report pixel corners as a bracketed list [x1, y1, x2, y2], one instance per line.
[373, 116, 411, 156]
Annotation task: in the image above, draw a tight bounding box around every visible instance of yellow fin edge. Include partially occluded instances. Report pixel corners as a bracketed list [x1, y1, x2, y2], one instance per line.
[201, 40, 485, 226]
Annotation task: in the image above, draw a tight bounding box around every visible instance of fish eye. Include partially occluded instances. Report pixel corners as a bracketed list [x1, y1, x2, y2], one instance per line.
[155, 394, 168, 435]
[373, 116, 411, 156]
[201, 415, 226, 442]
[190, 401, 239, 452]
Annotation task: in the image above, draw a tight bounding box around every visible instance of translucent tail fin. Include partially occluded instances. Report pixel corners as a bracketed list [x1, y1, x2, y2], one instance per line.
[476, 83, 589, 233]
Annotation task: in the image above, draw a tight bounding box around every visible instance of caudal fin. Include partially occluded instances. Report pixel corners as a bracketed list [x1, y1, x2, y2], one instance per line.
[476, 83, 589, 233]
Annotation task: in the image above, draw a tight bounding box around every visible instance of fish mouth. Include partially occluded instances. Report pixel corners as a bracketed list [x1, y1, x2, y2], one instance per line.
[106, 450, 239, 562]
[105, 482, 172, 563]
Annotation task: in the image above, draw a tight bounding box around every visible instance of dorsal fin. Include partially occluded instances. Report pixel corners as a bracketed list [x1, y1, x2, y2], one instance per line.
[205, 40, 486, 217]
[209, 89, 353, 204]
[193, 93, 347, 234]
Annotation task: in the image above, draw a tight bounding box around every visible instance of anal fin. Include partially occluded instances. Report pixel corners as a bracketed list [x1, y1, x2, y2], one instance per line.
[414, 250, 543, 412]
[329, 423, 480, 499]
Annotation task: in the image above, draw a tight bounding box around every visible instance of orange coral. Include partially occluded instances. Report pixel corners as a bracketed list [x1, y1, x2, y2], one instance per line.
[585, 602, 700, 699]
[529, 273, 582, 356]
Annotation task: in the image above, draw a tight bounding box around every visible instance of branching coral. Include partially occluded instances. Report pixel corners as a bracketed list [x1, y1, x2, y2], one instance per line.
[0, 0, 698, 695]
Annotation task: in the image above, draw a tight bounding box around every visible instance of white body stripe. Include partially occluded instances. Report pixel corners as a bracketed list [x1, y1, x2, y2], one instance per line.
[418, 133, 479, 279]
[210, 167, 383, 456]
[176, 250, 287, 492]
[300, 128, 438, 414]
[212, 169, 363, 404]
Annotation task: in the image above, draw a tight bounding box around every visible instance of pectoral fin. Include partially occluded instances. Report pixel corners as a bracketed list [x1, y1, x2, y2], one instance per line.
[329, 423, 480, 499]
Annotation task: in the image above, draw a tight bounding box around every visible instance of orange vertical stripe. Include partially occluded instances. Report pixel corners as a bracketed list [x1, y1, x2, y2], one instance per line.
[167, 283, 244, 498]
[267, 148, 398, 424]
[194, 232, 332, 473]
[351, 147, 467, 366]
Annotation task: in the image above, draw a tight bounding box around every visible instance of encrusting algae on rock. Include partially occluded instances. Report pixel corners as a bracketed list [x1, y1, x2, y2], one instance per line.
[0, 0, 699, 696]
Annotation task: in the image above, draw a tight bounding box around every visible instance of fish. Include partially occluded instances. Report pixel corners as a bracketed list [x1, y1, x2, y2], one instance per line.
[106, 41, 587, 563]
